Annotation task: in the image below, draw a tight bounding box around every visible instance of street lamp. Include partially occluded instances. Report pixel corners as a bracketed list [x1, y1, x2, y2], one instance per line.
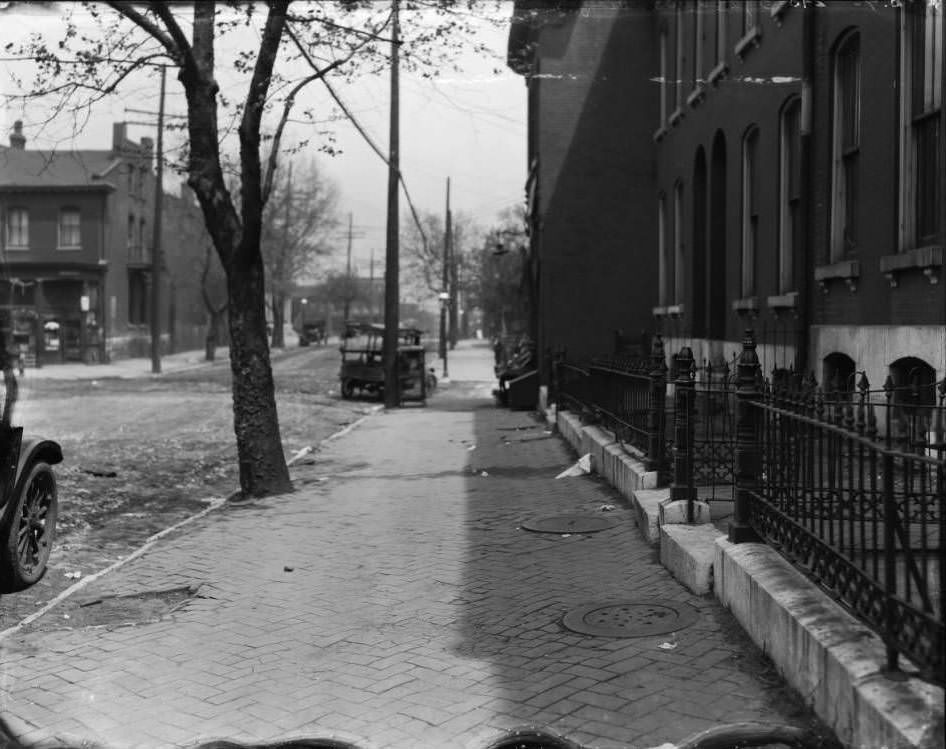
[438, 291, 450, 379]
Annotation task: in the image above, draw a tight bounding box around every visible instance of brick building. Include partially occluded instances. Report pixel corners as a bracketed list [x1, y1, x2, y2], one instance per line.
[508, 1, 659, 370]
[509, 0, 944, 394]
[0, 120, 213, 363]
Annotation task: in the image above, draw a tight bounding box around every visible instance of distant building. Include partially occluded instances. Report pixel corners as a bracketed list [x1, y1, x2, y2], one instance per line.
[0, 120, 214, 363]
[509, 1, 944, 391]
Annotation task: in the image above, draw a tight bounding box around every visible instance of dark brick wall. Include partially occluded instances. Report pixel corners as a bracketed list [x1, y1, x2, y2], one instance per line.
[534, 4, 658, 365]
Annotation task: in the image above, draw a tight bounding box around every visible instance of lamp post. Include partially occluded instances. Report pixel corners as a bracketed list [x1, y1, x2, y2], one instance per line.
[438, 291, 450, 379]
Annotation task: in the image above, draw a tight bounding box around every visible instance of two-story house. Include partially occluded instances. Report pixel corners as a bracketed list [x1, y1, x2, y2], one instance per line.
[0, 120, 159, 363]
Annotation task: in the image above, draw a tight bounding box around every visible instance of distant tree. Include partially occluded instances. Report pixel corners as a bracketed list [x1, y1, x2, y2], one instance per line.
[5, 1, 496, 497]
[402, 210, 479, 346]
[468, 205, 529, 339]
[199, 243, 228, 362]
[262, 158, 339, 348]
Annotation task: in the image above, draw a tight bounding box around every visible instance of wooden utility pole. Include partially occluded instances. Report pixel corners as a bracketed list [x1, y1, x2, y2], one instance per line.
[150, 64, 166, 374]
[344, 212, 354, 323]
[383, 0, 400, 408]
[273, 163, 293, 348]
[369, 249, 375, 319]
[440, 177, 450, 378]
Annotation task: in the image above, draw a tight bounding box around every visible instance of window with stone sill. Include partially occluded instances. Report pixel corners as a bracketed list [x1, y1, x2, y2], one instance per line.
[673, 181, 685, 305]
[675, 2, 685, 112]
[714, 0, 728, 71]
[830, 30, 861, 262]
[5, 207, 29, 249]
[735, 0, 761, 59]
[659, 28, 669, 126]
[899, 2, 942, 253]
[58, 208, 81, 249]
[692, 0, 704, 89]
[741, 126, 759, 297]
[658, 193, 669, 307]
[779, 96, 801, 294]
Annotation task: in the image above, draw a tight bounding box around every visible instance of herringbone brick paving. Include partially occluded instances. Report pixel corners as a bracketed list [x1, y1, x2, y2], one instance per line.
[0, 384, 818, 749]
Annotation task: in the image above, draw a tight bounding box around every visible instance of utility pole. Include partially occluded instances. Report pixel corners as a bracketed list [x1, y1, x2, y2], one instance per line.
[369, 249, 375, 319]
[449, 219, 458, 349]
[149, 64, 166, 374]
[274, 162, 293, 348]
[383, 0, 400, 408]
[440, 177, 450, 378]
[344, 212, 353, 323]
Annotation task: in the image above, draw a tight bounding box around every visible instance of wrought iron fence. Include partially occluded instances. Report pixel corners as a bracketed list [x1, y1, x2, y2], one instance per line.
[552, 339, 668, 474]
[729, 332, 946, 685]
[553, 329, 944, 683]
[554, 359, 591, 417]
[678, 356, 739, 502]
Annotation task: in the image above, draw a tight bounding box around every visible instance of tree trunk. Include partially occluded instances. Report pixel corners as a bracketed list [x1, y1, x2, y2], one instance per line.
[271, 292, 285, 349]
[179, 0, 291, 498]
[227, 249, 291, 497]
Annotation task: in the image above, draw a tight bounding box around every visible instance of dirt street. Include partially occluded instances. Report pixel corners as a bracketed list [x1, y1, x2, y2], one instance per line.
[0, 344, 373, 630]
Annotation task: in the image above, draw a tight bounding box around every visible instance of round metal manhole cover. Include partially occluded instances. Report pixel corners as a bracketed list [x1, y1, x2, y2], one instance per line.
[562, 600, 699, 637]
[520, 515, 618, 534]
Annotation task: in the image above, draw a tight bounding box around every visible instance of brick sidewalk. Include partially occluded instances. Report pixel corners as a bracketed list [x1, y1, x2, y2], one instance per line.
[0, 387, 824, 749]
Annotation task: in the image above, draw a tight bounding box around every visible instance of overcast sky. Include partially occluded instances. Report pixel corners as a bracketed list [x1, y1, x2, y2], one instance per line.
[0, 1, 527, 283]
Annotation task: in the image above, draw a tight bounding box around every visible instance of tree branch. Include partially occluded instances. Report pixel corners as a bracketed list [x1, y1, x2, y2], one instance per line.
[239, 0, 289, 248]
[105, 2, 181, 63]
[261, 24, 376, 205]
[261, 72, 319, 206]
[285, 23, 429, 253]
[148, 1, 199, 75]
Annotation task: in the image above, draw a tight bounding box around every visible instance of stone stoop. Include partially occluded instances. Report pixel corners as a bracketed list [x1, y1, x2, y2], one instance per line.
[553, 407, 945, 749]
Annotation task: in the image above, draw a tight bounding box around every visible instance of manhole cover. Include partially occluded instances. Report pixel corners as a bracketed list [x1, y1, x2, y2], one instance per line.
[562, 600, 698, 637]
[520, 514, 618, 534]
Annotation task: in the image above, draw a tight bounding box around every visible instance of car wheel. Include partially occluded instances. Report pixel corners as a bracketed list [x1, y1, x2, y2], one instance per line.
[0, 462, 59, 592]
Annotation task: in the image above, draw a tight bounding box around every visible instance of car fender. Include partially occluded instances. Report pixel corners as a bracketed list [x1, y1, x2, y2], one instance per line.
[14, 438, 63, 487]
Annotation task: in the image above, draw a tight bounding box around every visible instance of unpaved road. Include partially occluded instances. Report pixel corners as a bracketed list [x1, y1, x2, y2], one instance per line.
[0, 344, 378, 630]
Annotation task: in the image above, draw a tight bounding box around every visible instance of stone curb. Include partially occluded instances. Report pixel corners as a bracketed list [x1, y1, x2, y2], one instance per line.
[554, 407, 944, 749]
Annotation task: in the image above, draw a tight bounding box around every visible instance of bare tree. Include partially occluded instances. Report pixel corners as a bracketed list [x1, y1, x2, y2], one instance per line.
[467, 205, 529, 339]
[402, 209, 479, 345]
[262, 158, 339, 349]
[5, 1, 497, 497]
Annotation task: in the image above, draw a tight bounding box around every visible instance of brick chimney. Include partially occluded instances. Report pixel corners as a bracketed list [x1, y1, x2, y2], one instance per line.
[9, 120, 25, 149]
[112, 122, 128, 153]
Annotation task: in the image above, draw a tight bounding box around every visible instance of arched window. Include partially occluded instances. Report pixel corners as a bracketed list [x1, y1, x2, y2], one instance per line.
[831, 30, 860, 261]
[888, 356, 937, 448]
[889, 357, 937, 408]
[779, 97, 801, 293]
[741, 126, 759, 297]
[822, 352, 856, 397]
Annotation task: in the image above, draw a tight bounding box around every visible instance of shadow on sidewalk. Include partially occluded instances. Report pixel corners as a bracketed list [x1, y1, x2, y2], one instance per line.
[429, 395, 832, 748]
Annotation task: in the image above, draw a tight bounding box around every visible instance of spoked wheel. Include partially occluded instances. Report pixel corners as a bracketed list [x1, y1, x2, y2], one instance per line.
[0, 462, 59, 592]
[340, 378, 356, 400]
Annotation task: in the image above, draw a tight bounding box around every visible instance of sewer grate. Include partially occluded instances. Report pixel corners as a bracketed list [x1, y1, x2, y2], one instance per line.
[562, 600, 698, 637]
[520, 515, 618, 534]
